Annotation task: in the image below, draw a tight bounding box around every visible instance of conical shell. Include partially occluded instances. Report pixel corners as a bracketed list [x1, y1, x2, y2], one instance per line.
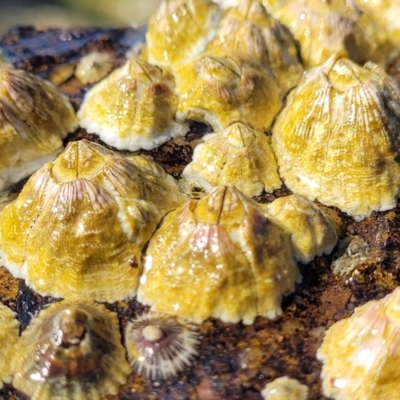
[78, 58, 188, 151]
[11, 301, 131, 400]
[138, 185, 300, 325]
[180, 122, 281, 197]
[0, 140, 187, 302]
[0, 66, 78, 190]
[271, 54, 400, 220]
[317, 287, 400, 400]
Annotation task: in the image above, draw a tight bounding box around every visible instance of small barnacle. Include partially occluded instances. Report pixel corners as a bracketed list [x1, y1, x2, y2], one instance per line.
[271, 54, 400, 220]
[175, 55, 282, 131]
[317, 287, 400, 400]
[0, 303, 19, 389]
[180, 122, 281, 197]
[0, 65, 78, 191]
[0, 140, 187, 302]
[261, 376, 309, 400]
[11, 301, 131, 400]
[264, 194, 338, 263]
[146, 0, 222, 67]
[138, 185, 300, 325]
[78, 58, 188, 151]
[125, 311, 200, 380]
[75, 51, 114, 85]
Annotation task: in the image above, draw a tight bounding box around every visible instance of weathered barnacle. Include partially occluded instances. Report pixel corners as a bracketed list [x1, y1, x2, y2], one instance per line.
[138, 185, 300, 325]
[175, 55, 282, 131]
[271, 54, 400, 220]
[0, 303, 19, 389]
[0, 65, 78, 191]
[180, 122, 281, 197]
[11, 301, 131, 400]
[261, 376, 309, 400]
[78, 58, 188, 151]
[317, 287, 400, 400]
[146, 0, 221, 67]
[75, 51, 114, 85]
[125, 311, 200, 380]
[264, 194, 338, 263]
[0, 140, 187, 302]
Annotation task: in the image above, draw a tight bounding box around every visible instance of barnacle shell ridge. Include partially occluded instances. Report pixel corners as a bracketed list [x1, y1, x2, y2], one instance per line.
[11, 301, 131, 400]
[138, 185, 300, 324]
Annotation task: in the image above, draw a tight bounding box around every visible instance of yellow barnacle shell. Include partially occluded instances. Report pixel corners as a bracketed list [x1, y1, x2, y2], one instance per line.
[264, 194, 338, 263]
[180, 122, 282, 197]
[11, 301, 131, 400]
[175, 55, 282, 131]
[272, 54, 400, 220]
[78, 58, 188, 151]
[0, 303, 19, 389]
[146, 0, 222, 67]
[138, 185, 300, 325]
[0, 140, 186, 302]
[261, 376, 309, 400]
[0, 66, 78, 191]
[317, 287, 400, 400]
[74, 51, 114, 85]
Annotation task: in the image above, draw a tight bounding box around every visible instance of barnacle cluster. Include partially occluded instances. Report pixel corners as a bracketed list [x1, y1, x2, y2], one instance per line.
[0, 0, 399, 397]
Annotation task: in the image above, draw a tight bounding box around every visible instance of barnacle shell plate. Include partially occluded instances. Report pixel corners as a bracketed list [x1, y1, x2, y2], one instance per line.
[272, 54, 400, 220]
[317, 287, 400, 400]
[138, 185, 300, 325]
[11, 301, 131, 400]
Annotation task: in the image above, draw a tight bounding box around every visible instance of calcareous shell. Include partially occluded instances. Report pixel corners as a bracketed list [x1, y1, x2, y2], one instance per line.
[11, 301, 131, 400]
[75, 51, 114, 85]
[78, 58, 188, 151]
[0, 140, 186, 302]
[125, 311, 200, 380]
[261, 376, 309, 400]
[317, 287, 400, 400]
[271, 54, 400, 220]
[138, 185, 300, 325]
[0, 65, 78, 191]
[180, 122, 281, 197]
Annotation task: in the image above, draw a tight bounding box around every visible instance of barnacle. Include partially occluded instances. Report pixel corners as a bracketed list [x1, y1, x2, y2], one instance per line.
[175, 55, 282, 131]
[317, 287, 400, 400]
[78, 58, 188, 151]
[146, 0, 221, 67]
[180, 122, 281, 197]
[0, 65, 78, 191]
[125, 311, 200, 380]
[75, 51, 114, 85]
[11, 301, 131, 400]
[0, 303, 19, 389]
[261, 376, 309, 400]
[271, 54, 400, 220]
[138, 185, 300, 325]
[264, 194, 338, 263]
[0, 140, 186, 301]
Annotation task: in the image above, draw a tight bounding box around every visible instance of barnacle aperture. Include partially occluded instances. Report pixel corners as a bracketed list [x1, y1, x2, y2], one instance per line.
[11, 302, 131, 400]
[0, 140, 186, 301]
[138, 185, 300, 325]
[272, 53, 400, 220]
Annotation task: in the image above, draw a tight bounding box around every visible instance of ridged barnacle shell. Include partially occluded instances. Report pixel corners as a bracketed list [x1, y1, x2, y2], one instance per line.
[125, 311, 200, 380]
[146, 0, 222, 67]
[0, 140, 187, 302]
[264, 194, 338, 263]
[317, 287, 400, 400]
[175, 55, 282, 131]
[74, 51, 114, 85]
[0, 303, 19, 389]
[180, 122, 281, 197]
[11, 301, 131, 400]
[0, 65, 78, 191]
[138, 185, 300, 325]
[78, 58, 188, 151]
[271, 54, 400, 221]
[261, 376, 309, 400]
[206, 0, 303, 95]
[275, 0, 392, 68]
